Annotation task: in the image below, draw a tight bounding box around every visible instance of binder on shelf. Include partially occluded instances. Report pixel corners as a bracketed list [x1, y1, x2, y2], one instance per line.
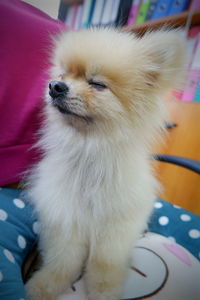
[116, 0, 132, 26]
[182, 34, 200, 101]
[101, 0, 114, 26]
[110, 0, 121, 25]
[58, 1, 69, 22]
[64, 5, 75, 29]
[91, 0, 105, 26]
[81, 0, 95, 28]
[127, 0, 142, 25]
[191, 34, 200, 101]
[174, 27, 200, 102]
[151, 0, 173, 20]
[168, 0, 190, 16]
[74, 4, 83, 30]
[71, 4, 80, 30]
[145, 0, 159, 20]
[190, 0, 200, 11]
[136, 0, 151, 24]
[193, 79, 200, 101]
[181, 70, 200, 101]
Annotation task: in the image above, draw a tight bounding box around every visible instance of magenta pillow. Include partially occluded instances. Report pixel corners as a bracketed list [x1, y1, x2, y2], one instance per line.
[0, 0, 66, 186]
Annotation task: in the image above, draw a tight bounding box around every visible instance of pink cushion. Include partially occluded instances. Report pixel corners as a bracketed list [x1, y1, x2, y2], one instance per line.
[0, 0, 66, 186]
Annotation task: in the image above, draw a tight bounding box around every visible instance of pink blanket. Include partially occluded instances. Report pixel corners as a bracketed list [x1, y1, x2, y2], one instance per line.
[0, 0, 65, 186]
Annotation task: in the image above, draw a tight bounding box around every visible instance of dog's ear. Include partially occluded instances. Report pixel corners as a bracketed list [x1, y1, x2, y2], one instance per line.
[138, 30, 187, 91]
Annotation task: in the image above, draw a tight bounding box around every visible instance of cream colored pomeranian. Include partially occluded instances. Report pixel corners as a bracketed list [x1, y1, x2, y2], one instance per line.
[26, 28, 185, 300]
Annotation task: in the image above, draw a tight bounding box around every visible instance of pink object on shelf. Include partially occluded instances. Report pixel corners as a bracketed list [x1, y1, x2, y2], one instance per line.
[190, 0, 200, 11]
[188, 26, 200, 39]
[181, 69, 200, 102]
[127, 0, 142, 25]
[71, 4, 79, 29]
[173, 89, 184, 100]
[182, 33, 200, 101]
[0, 0, 66, 186]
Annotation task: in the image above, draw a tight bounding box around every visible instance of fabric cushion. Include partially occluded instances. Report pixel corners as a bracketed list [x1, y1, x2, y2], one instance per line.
[0, 188, 38, 299]
[148, 199, 200, 260]
[60, 233, 200, 300]
[0, 0, 65, 186]
[0, 188, 199, 300]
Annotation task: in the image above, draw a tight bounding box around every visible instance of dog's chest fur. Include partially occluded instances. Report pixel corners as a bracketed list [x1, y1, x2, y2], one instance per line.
[30, 124, 155, 238]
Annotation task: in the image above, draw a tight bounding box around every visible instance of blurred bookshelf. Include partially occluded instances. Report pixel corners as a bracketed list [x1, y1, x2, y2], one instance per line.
[59, 0, 200, 33]
[58, 0, 200, 103]
[127, 10, 200, 35]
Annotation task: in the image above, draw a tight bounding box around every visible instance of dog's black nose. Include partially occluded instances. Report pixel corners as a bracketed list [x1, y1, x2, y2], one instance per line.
[49, 80, 69, 98]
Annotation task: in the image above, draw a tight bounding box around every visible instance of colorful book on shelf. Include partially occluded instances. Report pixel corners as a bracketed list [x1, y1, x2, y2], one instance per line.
[136, 0, 151, 24]
[64, 5, 75, 29]
[193, 78, 200, 101]
[58, 1, 70, 22]
[145, 0, 159, 20]
[91, 0, 105, 26]
[81, 0, 95, 28]
[191, 34, 200, 102]
[71, 4, 80, 30]
[190, 0, 200, 11]
[127, 0, 142, 25]
[110, 0, 121, 25]
[181, 70, 200, 101]
[151, 0, 173, 20]
[116, 0, 133, 26]
[173, 28, 198, 101]
[168, 0, 190, 16]
[187, 26, 200, 66]
[74, 4, 83, 31]
[101, 0, 114, 26]
[182, 34, 200, 102]
[188, 26, 200, 39]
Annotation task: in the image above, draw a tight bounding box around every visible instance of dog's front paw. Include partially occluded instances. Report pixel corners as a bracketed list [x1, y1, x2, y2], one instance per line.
[88, 293, 119, 300]
[26, 277, 48, 300]
[88, 286, 120, 300]
[25, 270, 58, 300]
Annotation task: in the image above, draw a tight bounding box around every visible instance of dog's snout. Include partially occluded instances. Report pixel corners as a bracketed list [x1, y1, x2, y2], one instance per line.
[49, 81, 69, 98]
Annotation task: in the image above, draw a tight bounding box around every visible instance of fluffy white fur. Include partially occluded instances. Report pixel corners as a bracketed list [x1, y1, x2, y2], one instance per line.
[26, 28, 185, 300]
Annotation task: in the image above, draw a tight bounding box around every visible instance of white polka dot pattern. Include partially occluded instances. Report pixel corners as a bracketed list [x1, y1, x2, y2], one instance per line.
[13, 198, 25, 209]
[0, 209, 7, 221]
[159, 216, 169, 226]
[3, 249, 15, 263]
[17, 235, 26, 249]
[154, 202, 163, 209]
[180, 214, 191, 222]
[33, 221, 40, 234]
[173, 204, 181, 209]
[188, 229, 200, 239]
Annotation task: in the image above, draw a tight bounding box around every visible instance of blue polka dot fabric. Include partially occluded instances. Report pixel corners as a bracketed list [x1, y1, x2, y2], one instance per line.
[0, 189, 199, 299]
[0, 188, 38, 300]
[148, 199, 200, 260]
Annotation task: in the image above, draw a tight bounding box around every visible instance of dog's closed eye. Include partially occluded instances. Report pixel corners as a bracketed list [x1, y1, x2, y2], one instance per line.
[88, 79, 107, 90]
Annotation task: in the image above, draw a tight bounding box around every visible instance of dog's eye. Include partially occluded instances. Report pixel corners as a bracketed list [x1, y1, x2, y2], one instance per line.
[88, 80, 107, 90]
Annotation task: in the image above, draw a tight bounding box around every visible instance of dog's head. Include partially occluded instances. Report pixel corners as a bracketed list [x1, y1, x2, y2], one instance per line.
[47, 28, 185, 136]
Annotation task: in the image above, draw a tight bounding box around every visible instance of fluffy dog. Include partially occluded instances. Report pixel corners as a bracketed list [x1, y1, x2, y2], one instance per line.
[26, 27, 185, 300]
